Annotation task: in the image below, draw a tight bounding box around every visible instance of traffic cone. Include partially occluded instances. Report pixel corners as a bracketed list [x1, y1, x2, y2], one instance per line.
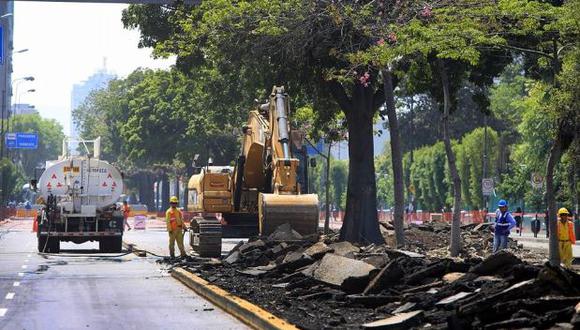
[32, 217, 38, 233]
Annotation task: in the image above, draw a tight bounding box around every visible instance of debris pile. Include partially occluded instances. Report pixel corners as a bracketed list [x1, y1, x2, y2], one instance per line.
[165, 223, 579, 329]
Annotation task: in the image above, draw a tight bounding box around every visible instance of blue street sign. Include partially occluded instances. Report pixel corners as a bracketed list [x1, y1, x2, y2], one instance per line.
[5, 132, 38, 149]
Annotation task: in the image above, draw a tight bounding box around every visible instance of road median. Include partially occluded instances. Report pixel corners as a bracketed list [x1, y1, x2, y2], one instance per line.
[172, 267, 298, 330]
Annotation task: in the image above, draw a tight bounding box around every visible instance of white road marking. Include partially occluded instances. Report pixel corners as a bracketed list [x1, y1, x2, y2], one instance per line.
[0, 308, 6, 317]
[17, 273, 24, 277]
[13, 282, 20, 287]
[27, 254, 31, 258]
[5, 293, 14, 300]
[21, 265, 27, 269]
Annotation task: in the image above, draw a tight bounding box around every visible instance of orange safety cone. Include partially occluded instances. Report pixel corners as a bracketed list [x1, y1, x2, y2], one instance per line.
[32, 217, 38, 233]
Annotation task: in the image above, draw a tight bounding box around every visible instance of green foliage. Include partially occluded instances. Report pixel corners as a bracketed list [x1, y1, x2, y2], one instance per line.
[375, 145, 394, 209]
[0, 158, 26, 202]
[410, 142, 449, 211]
[11, 114, 65, 178]
[73, 71, 146, 164]
[457, 127, 499, 208]
[74, 68, 242, 174]
[309, 156, 349, 212]
[381, 127, 500, 211]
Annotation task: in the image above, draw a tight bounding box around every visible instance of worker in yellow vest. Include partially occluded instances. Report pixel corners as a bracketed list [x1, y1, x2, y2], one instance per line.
[166, 196, 187, 258]
[557, 208, 576, 268]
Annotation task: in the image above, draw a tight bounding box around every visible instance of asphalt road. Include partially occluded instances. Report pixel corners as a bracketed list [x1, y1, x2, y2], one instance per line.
[123, 228, 246, 257]
[0, 221, 247, 330]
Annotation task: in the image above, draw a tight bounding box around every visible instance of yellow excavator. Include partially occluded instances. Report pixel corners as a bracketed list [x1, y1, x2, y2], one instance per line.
[187, 86, 319, 257]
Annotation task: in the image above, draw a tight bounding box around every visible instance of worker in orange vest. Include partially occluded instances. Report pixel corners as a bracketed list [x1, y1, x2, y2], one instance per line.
[557, 208, 576, 268]
[166, 196, 187, 258]
[122, 201, 132, 231]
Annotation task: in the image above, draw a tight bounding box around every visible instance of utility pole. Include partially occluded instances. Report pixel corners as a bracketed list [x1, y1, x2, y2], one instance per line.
[305, 137, 333, 234]
[482, 113, 488, 211]
[324, 141, 332, 234]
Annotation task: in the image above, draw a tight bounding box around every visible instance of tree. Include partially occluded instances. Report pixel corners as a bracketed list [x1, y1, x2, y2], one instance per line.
[0, 158, 26, 204]
[123, 1, 389, 244]
[482, 0, 579, 266]
[11, 114, 65, 178]
[74, 67, 244, 210]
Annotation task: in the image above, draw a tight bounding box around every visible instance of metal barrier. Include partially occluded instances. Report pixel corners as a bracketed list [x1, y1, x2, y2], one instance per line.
[319, 210, 495, 225]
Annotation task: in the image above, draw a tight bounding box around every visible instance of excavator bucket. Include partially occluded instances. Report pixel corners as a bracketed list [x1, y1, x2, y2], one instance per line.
[258, 193, 319, 236]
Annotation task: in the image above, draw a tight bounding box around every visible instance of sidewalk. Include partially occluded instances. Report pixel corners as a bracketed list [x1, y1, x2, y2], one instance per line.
[513, 231, 580, 258]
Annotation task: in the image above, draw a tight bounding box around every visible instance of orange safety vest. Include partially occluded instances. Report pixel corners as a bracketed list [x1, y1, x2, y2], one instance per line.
[166, 208, 184, 231]
[122, 205, 131, 218]
[557, 220, 576, 244]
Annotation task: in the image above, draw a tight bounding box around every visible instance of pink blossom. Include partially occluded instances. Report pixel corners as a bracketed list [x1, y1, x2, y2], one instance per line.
[376, 38, 385, 46]
[421, 5, 432, 18]
[387, 32, 397, 44]
[359, 72, 371, 87]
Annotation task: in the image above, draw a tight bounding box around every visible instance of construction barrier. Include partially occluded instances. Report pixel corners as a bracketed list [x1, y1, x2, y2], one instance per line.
[133, 215, 147, 230]
[318, 210, 521, 225]
[129, 210, 149, 217]
[14, 209, 38, 220]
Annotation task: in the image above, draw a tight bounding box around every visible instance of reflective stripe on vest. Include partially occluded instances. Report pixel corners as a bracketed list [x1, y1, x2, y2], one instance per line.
[168, 209, 181, 231]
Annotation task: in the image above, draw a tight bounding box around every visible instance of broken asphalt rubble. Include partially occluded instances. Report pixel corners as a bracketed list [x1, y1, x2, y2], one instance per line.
[163, 222, 580, 329]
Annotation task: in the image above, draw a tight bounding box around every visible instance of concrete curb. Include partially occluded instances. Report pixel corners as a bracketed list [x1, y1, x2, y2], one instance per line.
[172, 267, 299, 330]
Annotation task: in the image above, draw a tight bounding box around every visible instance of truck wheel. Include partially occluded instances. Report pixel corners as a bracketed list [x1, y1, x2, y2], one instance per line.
[48, 238, 60, 253]
[38, 236, 48, 252]
[110, 237, 122, 253]
[99, 238, 111, 253]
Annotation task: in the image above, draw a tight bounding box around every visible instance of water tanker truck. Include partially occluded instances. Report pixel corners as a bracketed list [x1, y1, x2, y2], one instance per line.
[34, 137, 125, 253]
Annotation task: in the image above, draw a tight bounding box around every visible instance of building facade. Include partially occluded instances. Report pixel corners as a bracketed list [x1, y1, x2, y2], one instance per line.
[11, 103, 37, 116]
[70, 66, 115, 137]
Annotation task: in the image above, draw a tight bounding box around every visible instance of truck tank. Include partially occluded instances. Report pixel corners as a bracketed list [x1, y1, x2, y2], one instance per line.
[38, 158, 123, 211]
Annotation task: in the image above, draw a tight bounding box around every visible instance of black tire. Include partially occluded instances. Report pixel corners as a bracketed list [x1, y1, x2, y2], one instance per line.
[38, 236, 48, 252]
[49, 238, 60, 253]
[99, 238, 110, 253]
[100, 237, 122, 253]
[38, 236, 60, 253]
[110, 237, 122, 253]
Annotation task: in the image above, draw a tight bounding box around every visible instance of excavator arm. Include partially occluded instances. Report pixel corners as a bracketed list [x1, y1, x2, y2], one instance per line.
[255, 87, 319, 235]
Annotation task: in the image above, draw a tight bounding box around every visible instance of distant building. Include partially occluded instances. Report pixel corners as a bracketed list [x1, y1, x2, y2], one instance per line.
[11, 103, 38, 116]
[70, 62, 115, 137]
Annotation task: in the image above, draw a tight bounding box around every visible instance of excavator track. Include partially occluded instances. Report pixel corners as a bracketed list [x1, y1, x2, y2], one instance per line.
[189, 217, 222, 258]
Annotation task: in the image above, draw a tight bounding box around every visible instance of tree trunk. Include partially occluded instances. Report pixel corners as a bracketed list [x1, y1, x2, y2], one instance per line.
[383, 70, 405, 248]
[155, 179, 160, 212]
[161, 173, 170, 211]
[324, 143, 332, 234]
[336, 83, 384, 244]
[173, 175, 180, 203]
[438, 60, 462, 257]
[137, 172, 155, 211]
[546, 138, 562, 266]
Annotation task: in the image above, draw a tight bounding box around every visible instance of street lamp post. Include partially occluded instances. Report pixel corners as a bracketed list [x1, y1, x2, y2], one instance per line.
[9, 88, 35, 132]
[4, 76, 33, 158]
[0, 11, 13, 207]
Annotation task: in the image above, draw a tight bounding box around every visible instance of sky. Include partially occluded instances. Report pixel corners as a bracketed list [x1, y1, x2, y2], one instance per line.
[12, 2, 175, 135]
